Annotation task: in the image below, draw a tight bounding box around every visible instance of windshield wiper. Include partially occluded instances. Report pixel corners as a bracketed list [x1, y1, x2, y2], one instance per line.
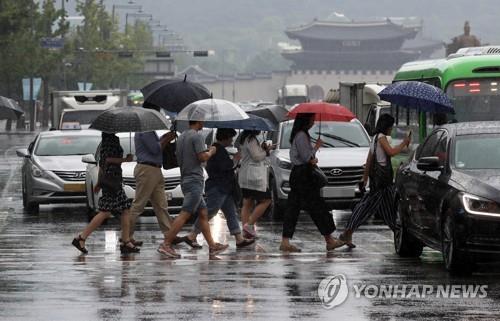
[316, 132, 360, 147]
[311, 137, 335, 148]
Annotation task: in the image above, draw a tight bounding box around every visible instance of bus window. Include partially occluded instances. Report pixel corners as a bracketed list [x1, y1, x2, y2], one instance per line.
[446, 79, 500, 122]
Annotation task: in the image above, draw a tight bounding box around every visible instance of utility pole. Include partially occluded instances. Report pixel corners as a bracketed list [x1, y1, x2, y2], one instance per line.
[29, 1, 35, 131]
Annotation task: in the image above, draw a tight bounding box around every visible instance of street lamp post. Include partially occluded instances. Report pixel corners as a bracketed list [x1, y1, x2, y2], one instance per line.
[111, 4, 141, 24]
[125, 13, 153, 35]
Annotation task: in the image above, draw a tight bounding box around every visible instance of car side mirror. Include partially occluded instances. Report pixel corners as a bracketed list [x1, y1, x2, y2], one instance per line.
[417, 156, 443, 172]
[81, 154, 97, 165]
[16, 148, 30, 158]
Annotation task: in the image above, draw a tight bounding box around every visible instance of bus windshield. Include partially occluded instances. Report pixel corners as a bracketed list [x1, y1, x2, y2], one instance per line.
[446, 78, 500, 122]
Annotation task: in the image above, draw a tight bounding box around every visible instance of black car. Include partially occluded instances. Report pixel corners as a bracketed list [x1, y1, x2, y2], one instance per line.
[394, 121, 500, 274]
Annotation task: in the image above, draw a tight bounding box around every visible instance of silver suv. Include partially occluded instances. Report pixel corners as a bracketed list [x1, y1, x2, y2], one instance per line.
[266, 119, 371, 218]
[17, 130, 101, 213]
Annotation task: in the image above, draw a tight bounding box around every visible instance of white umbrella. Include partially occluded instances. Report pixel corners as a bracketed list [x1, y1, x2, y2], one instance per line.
[175, 98, 249, 122]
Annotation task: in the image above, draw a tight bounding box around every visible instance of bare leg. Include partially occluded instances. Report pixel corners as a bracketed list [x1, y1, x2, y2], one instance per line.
[121, 210, 131, 242]
[80, 211, 112, 239]
[197, 208, 216, 248]
[241, 198, 253, 225]
[163, 211, 191, 246]
[248, 199, 271, 224]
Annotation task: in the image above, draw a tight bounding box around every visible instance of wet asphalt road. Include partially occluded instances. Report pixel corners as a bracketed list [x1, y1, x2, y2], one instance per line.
[1, 133, 500, 321]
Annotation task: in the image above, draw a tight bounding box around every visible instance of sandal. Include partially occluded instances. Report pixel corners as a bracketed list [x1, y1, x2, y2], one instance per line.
[209, 243, 229, 255]
[72, 235, 88, 254]
[180, 236, 202, 249]
[236, 238, 255, 249]
[339, 232, 356, 249]
[120, 241, 140, 254]
[119, 238, 143, 247]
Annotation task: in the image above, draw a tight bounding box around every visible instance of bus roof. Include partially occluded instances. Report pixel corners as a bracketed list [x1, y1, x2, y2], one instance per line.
[394, 54, 500, 89]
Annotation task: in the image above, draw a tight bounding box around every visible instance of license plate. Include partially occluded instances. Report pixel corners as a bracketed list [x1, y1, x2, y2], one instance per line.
[320, 186, 355, 198]
[166, 192, 173, 201]
[64, 183, 85, 192]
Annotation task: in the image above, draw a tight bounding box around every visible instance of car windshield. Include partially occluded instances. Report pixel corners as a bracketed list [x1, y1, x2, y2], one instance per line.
[454, 134, 500, 169]
[36, 135, 101, 156]
[60, 110, 104, 125]
[280, 121, 370, 149]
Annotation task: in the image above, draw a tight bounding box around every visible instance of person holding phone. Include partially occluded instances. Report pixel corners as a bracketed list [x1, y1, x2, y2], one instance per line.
[340, 114, 410, 248]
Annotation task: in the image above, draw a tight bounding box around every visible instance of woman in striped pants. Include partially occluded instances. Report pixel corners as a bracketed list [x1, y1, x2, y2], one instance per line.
[340, 114, 410, 248]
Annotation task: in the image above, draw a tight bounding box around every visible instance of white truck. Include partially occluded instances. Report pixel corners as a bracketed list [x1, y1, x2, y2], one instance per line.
[338, 82, 390, 135]
[51, 90, 128, 129]
[277, 84, 309, 108]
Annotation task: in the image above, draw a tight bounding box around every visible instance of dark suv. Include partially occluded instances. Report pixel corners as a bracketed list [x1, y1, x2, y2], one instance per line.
[394, 121, 500, 274]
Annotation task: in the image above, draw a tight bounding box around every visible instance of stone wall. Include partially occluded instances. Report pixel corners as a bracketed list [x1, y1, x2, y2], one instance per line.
[199, 69, 396, 102]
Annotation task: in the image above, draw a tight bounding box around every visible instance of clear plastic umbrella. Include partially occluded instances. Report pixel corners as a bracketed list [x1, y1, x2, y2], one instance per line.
[175, 98, 249, 122]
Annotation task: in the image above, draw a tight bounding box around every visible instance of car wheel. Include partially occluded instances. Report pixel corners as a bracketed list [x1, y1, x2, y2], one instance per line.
[22, 176, 39, 214]
[394, 197, 423, 257]
[269, 177, 285, 221]
[86, 182, 97, 221]
[442, 215, 475, 275]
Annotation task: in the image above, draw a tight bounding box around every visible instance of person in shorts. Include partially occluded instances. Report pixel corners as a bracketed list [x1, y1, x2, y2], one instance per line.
[158, 120, 229, 258]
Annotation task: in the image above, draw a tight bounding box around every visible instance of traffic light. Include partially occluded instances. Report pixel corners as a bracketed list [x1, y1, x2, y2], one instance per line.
[193, 51, 209, 57]
[156, 51, 171, 58]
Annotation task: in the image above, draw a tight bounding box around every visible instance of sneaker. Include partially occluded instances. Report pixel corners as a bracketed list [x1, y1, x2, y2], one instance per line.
[326, 238, 346, 252]
[243, 224, 256, 239]
[209, 243, 229, 255]
[157, 244, 180, 258]
[279, 243, 302, 253]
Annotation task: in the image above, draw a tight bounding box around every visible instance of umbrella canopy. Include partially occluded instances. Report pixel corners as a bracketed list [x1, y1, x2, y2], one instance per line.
[175, 98, 249, 122]
[0, 96, 24, 120]
[378, 81, 454, 114]
[184, 114, 277, 131]
[89, 106, 169, 133]
[247, 104, 288, 124]
[141, 76, 211, 113]
[288, 102, 356, 122]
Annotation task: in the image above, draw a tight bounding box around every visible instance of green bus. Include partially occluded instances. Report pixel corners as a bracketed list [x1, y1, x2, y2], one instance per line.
[392, 47, 500, 143]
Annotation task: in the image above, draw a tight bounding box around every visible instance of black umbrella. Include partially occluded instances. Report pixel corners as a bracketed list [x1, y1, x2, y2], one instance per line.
[0, 96, 24, 120]
[89, 107, 170, 150]
[247, 104, 288, 124]
[90, 106, 169, 133]
[141, 75, 211, 113]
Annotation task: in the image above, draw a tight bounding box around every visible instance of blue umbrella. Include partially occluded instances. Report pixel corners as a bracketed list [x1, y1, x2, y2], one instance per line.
[176, 114, 277, 131]
[379, 81, 454, 114]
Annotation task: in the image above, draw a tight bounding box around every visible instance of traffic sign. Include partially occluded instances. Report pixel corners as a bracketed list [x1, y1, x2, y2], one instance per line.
[22, 78, 42, 101]
[40, 37, 64, 49]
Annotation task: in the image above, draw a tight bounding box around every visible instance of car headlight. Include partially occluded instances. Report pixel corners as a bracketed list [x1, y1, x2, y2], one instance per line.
[278, 159, 292, 170]
[462, 193, 500, 216]
[31, 165, 43, 177]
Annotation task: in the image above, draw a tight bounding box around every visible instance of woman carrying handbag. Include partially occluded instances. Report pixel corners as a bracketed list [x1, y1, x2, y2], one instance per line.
[340, 114, 410, 248]
[72, 132, 138, 255]
[279, 113, 345, 253]
[238, 130, 273, 239]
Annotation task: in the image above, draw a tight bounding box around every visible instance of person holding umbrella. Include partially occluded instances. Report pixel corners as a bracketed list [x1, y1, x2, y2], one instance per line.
[72, 106, 172, 255]
[158, 120, 229, 258]
[126, 129, 181, 248]
[72, 132, 138, 254]
[339, 114, 410, 248]
[238, 130, 274, 239]
[179, 128, 255, 249]
[279, 113, 345, 252]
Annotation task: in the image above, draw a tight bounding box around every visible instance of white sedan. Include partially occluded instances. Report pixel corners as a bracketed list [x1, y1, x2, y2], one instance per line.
[81, 132, 184, 218]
